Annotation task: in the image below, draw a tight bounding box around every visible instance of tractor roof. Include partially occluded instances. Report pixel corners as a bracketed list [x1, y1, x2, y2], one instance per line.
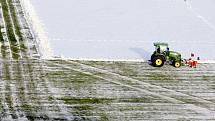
[154, 42, 168, 47]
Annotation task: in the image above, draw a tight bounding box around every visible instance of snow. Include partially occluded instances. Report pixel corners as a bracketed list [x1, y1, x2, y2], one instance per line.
[23, 0, 215, 61]
[19, 0, 53, 58]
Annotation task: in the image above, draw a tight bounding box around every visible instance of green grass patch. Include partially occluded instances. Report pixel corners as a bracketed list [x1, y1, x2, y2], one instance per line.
[58, 97, 113, 105]
[202, 75, 215, 81]
[118, 97, 153, 103]
[73, 105, 95, 111]
[2, 63, 18, 119]
[3, 63, 11, 80]
[20, 104, 33, 112]
[47, 70, 100, 91]
[1, 43, 7, 58]
[11, 42, 20, 59]
[100, 113, 110, 121]
[149, 73, 174, 81]
[8, 0, 23, 41]
[71, 105, 94, 117]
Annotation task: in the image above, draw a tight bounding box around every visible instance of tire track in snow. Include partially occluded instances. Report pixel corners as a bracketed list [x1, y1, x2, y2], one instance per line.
[12, 0, 40, 59]
[0, 2, 21, 114]
[0, 2, 12, 59]
[19, 0, 53, 58]
[46, 60, 215, 119]
[69, 60, 215, 105]
[21, 59, 53, 120]
[0, 72, 13, 120]
[1, 0, 24, 59]
[1, 59, 66, 120]
[1, 60, 19, 119]
[10, 0, 29, 58]
[4, 0, 22, 58]
[12, 60, 35, 120]
[37, 60, 74, 120]
[1, 57, 215, 119]
[2, 51, 215, 118]
[0, 60, 12, 120]
[0, 2, 48, 118]
[185, 0, 215, 33]
[1, 0, 41, 59]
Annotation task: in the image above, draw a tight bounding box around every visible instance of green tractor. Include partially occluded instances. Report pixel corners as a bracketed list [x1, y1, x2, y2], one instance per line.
[151, 42, 182, 68]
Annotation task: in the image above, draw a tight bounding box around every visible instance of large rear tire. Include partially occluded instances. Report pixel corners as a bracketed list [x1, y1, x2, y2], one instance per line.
[152, 56, 165, 67]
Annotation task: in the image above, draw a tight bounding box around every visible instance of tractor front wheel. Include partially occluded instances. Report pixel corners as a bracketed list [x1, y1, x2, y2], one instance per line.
[152, 56, 165, 67]
[174, 61, 181, 68]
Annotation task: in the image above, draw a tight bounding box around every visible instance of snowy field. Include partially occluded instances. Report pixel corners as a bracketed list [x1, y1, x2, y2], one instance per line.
[1, 0, 215, 120]
[1, 59, 215, 120]
[23, 0, 215, 61]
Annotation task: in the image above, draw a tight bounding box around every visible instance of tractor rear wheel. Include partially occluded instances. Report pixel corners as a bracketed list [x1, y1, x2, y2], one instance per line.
[152, 56, 165, 67]
[173, 61, 181, 68]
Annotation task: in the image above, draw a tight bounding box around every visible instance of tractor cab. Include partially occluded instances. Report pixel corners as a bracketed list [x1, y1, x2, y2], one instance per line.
[151, 42, 182, 68]
[154, 43, 169, 55]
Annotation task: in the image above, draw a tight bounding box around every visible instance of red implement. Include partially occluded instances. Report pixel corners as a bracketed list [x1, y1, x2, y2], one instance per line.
[184, 53, 199, 68]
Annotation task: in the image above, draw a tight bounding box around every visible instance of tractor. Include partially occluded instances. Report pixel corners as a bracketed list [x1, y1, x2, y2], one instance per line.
[151, 42, 182, 68]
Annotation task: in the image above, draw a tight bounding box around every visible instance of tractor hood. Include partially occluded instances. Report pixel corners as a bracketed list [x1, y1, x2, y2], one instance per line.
[169, 51, 182, 61]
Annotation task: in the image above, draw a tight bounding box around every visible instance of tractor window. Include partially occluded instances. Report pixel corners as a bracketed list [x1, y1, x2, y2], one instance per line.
[167, 47, 170, 55]
[160, 46, 167, 52]
[167, 47, 169, 51]
[157, 47, 160, 53]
